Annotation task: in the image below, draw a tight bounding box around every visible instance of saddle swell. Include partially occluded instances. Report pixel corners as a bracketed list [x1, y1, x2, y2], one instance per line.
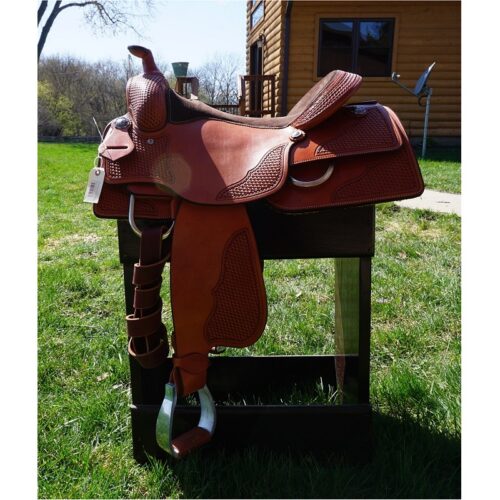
[93, 46, 424, 457]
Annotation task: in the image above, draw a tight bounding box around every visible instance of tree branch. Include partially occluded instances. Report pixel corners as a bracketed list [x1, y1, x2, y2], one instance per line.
[38, 1, 62, 61]
[91, 2, 118, 24]
[38, 1, 48, 26]
[58, 1, 106, 13]
[38, 1, 156, 61]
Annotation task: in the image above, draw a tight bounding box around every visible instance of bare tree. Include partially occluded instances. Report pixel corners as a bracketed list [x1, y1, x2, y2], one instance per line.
[38, 1, 156, 61]
[195, 53, 243, 105]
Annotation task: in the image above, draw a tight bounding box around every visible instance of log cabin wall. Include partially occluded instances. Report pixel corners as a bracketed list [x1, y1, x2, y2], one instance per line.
[246, 1, 460, 139]
[246, 1, 286, 114]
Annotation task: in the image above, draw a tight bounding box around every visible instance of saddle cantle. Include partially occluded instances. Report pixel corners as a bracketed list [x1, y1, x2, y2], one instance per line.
[92, 46, 424, 458]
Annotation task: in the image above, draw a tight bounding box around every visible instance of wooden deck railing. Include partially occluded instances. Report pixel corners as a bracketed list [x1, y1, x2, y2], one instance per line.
[173, 74, 276, 118]
[239, 74, 276, 117]
[210, 104, 241, 115]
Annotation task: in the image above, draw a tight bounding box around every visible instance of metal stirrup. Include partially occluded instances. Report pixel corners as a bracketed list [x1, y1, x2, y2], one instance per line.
[128, 194, 175, 239]
[289, 163, 334, 188]
[156, 383, 216, 458]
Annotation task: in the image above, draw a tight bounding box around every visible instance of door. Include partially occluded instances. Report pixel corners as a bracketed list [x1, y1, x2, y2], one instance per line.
[250, 41, 263, 116]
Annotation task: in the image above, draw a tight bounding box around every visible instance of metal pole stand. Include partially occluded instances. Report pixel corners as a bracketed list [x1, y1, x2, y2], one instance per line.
[391, 62, 435, 158]
[421, 88, 432, 158]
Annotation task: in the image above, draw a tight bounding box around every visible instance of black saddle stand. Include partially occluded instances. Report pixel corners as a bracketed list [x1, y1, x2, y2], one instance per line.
[117, 201, 375, 463]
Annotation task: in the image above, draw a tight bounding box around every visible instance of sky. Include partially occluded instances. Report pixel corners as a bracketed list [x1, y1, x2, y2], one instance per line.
[39, 0, 247, 69]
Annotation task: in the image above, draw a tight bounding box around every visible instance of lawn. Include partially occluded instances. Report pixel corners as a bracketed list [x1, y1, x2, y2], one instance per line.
[38, 143, 460, 498]
[418, 147, 461, 193]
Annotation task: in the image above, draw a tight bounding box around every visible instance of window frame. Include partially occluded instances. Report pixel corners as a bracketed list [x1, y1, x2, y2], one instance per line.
[250, 1, 264, 31]
[316, 17, 396, 79]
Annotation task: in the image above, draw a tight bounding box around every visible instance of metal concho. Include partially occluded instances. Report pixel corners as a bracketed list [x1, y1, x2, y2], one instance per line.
[115, 116, 131, 130]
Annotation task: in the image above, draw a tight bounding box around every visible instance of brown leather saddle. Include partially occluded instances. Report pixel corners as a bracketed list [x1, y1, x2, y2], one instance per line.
[92, 46, 424, 458]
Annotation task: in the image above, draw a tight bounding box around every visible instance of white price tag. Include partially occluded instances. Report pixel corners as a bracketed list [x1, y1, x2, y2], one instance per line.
[83, 165, 105, 203]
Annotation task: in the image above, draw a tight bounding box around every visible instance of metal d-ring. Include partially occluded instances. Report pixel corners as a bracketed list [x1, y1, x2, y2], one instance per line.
[156, 383, 216, 458]
[128, 194, 174, 240]
[289, 163, 334, 188]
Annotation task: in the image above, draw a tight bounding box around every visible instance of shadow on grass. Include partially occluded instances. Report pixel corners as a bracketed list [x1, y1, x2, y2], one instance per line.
[147, 412, 460, 499]
[414, 146, 461, 163]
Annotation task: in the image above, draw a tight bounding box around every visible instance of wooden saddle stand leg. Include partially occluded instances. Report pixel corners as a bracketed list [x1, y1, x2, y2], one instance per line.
[90, 45, 424, 460]
[118, 204, 374, 462]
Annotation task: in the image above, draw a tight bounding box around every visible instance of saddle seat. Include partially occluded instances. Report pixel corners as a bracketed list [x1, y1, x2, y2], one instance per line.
[167, 68, 362, 130]
[128, 45, 362, 131]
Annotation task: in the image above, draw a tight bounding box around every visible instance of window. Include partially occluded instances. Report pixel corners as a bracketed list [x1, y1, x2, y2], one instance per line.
[250, 1, 264, 29]
[318, 19, 395, 77]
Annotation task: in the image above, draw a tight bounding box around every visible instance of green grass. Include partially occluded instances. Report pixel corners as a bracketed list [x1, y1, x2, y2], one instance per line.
[38, 143, 460, 498]
[418, 148, 461, 193]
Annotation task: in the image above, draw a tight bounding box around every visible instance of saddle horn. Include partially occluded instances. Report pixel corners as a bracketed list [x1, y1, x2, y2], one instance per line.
[126, 45, 168, 132]
[128, 45, 160, 73]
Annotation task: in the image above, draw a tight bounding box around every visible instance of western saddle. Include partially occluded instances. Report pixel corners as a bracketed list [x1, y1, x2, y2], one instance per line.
[91, 46, 424, 458]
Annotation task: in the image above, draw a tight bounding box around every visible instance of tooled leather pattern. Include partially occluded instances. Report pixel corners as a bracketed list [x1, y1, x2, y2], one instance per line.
[316, 106, 400, 157]
[127, 72, 168, 131]
[94, 183, 170, 218]
[293, 72, 362, 129]
[103, 127, 171, 181]
[331, 144, 423, 204]
[216, 144, 287, 201]
[205, 229, 264, 346]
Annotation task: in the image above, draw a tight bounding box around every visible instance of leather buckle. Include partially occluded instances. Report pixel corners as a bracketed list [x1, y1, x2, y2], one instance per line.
[156, 383, 216, 458]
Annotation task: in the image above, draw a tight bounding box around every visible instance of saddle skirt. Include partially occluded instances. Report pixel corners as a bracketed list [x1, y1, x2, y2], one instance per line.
[92, 46, 424, 458]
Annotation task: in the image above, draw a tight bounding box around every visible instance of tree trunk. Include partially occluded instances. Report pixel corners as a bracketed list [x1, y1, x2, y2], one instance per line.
[38, 1, 48, 26]
[38, 1, 62, 61]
